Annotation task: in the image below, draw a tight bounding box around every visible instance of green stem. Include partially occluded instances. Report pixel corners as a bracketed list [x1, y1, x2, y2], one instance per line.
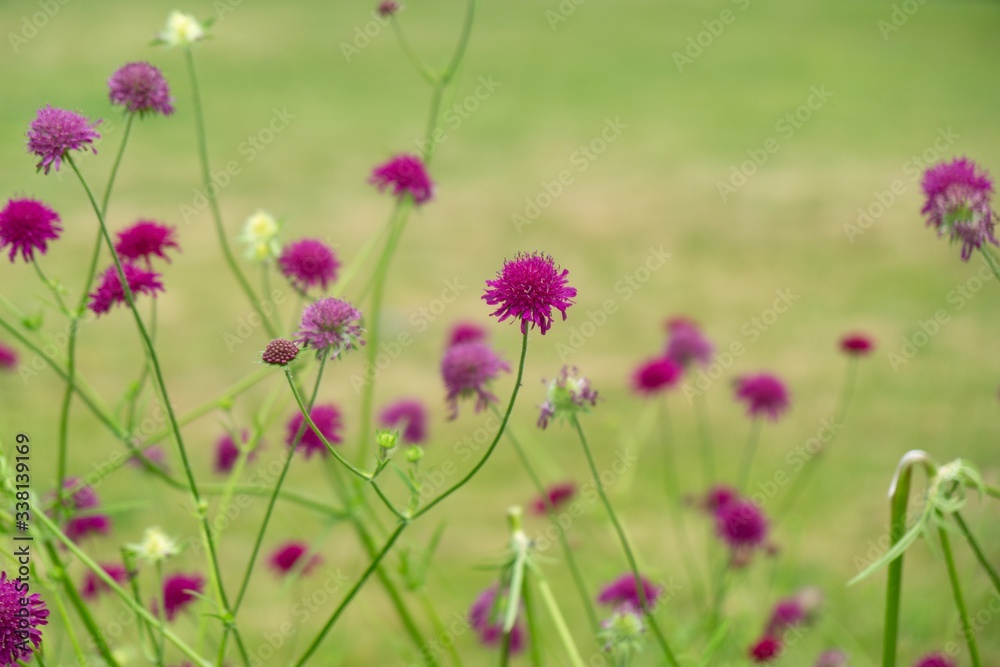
[736, 419, 762, 493]
[979, 246, 1000, 283]
[390, 18, 436, 84]
[952, 511, 1000, 597]
[882, 464, 911, 667]
[530, 563, 586, 667]
[521, 569, 543, 667]
[693, 392, 715, 488]
[939, 523, 981, 667]
[100, 112, 135, 215]
[417, 589, 465, 667]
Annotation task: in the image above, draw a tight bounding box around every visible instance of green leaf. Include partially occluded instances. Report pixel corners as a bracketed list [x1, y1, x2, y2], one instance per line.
[848, 514, 926, 586]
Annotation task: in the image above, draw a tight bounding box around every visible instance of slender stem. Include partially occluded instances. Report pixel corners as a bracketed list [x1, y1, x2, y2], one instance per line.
[417, 589, 465, 667]
[41, 548, 88, 666]
[389, 19, 436, 83]
[570, 415, 680, 667]
[882, 464, 911, 667]
[939, 523, 981, 666]
[531, 563, 586, 667]
[693, 392, 715, 488]
[979, 246, 1000, 283]
[736, 419, 762, 493]
[521, 570, 543, 667]
[31, 259, 69, 314]
[101, 112, 135, 214]
[952, 512, 1000, 596]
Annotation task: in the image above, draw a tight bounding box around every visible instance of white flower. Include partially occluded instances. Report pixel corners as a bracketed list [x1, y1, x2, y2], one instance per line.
[127, 526, 180, 563]
[239, 209, 283, 261]
[159, 11, 206, 47]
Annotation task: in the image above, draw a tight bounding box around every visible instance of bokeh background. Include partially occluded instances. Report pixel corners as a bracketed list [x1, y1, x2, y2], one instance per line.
[1, 0, 999, 664]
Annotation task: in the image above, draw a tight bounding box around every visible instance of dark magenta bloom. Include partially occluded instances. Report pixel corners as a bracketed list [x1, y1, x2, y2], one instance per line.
[840, 333, 874, 356]
[716, 499, 768, 549]
[296, 298, 364, 359]
[60, 479, 111, 541]
[448, 321, 487, 346]
[441, 341, 510, 419]
[81, 563, 129, 600]
[370, 154, 433, 205]
[913, 653, 955, 667]
[127, 445, 168, 473]
[597, 573, 662, 612]
[108, 62, 175, 117]
[0, 342, 18, 371]
[114, 220, 179, 266]
[483, 252, 576, 335]
[468, 585, 525, 654]
[749, 636, 782, 663]
[734, 373, 790, 421]
[921, 158, 997, 261]
[380, 399, 428, 444]
[377, 0, 400, 17]
[261, 338, 299, 366]
[215, 429, 257, 475]
[0, 570, 49, 664]
[269, 541, 321, 576]
[766, 598, 805, 635]
[665, 318, 713, 368]
[279, 238, 339, 293]
[632, 357, 681, 395]
[701, 484, 739, 514]
[530, 482, 575, 515]
[286, 404, 343, 458]
[0, 198, 62, 263]
[88, 262, 165, 316]
[26, 105, 101, 174]
[160, 573, 204, 622]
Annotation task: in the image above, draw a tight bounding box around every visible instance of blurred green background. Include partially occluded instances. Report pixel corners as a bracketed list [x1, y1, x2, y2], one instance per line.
[1, 0, 999, 664]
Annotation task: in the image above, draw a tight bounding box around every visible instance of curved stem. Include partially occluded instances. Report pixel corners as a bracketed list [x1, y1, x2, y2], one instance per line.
[952, 512, 1000, 596]
[939, 523, 981, 666]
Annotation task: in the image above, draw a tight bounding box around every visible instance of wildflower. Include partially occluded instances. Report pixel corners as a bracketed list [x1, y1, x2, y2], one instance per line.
[158, 11, 206, 47]
[127, 527, 180, 564]
[700, 485, 739, 514]
[88, 262, 165, 316]
[239, 210, 282, 261]
[380, 399, 428, 444]
[108, 62, 174, 117]
[286, 404, 343, 458]
[441, 341, 510, 419]
[530, 482, 575, 515]
[26, 105, 101, 174]
[597, 573, 662, 612]
[734, 373, 790, 421]
[261, 338, 299, 366]
[538, 366, 599, 429]
[665, 318, 713, 368]
[0, 342, 17, 371]
[913, 653, 955, 667]
[215, 429, 257, 475]
[0, 198, 62, 263]
[814, 649, 849, 667]
[921, 158, 998, 261]
[448, 321, 487, 346]
[483, 252, 576, 335]
[599, 609, 646, 662]
[114, 220, 179, 266]
[295, 298, 364, 359]
[468, 585, 525, 654]
[81, 563, 129, 600]
[632, 357, 681, 395]
[749, 636, 782, 663]
[369, 154, 433, 205]
[840, 333, 874, 356]
[160, 573, 204, 621]
[127, 445, 169, 473]
[377, 1, 400, 17]
[716, 499, 769, 550]
[279, 238, 339, 293]
[269, 541, 321, 576]
[61, 480, 111, 541]
[0, 570, 49, 664]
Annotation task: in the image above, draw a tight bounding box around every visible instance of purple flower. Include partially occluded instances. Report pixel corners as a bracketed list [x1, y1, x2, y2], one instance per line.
[279, 238, 339, 293]
[665, 318, 713, 368]
[468, 585, 525, 654]
[913, 653, 955, 667]
[530, 482, 575, 515]
[377, 0, 400, 17]
[597, 573, 662, 613]
[286, 404, 343, 458]
[160, 573, 204, 622]
[716, 499, 769, 550]
[108, 62, 175, 117]
[127, 445, 168, 473]
[58, 479, 111, 541]
[813, 649, 849, 667]
[215, 429, 258, 475]
[114, 220, 179, 266]
[734, 373, 790, 421]
[631, 357, 681, 396]
[840, 333, 874, 356]
[749, 636, 782, 663]
[538, 366, 599, 429]
[261, 338, 299, 366]
[0, 198, 62, 263]
[701, 484, 739, 514]
[483, 252, 576, 335]
[296, 298, 364, 359]
[269, 541, 321, 576]
[81, 563, 129, 600]
[921, 157, 998, 261]
[448, 321, 487, 346]
[0, 342, 17, 371]
[766, 598, 805, 635]
[88, 262, 165, 316]
[26, 105, 101, 174]
[380, 399, 428, 444]
[441, 341, 510, 419]
[0, 570, 49, 663]
[370, 154, 433, 205]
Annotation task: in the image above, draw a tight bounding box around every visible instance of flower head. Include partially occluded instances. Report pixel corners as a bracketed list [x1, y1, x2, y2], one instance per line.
[128, 527, 180, 564]
[814, 649, 849, 667]
[296, 298, 364, 359]
[840, 333, 874, 356]
[377, 1, 400, 17]
[538, 366, 599, 429]
[0, 570, 49, 663]
[441, 341, 510, 419]
[530, 482, 575, 515]
[483, 252, 576, 335]
[734, 373, 790, 421]
[215, 429, 257, 475]
[448, 321, 487, 346]
[158, 12, 206, 47]
[60, 480, 110, 541]
[27, 106, 102, 174]
[0, 198, 62, 263]
[160, 573, 204, 622]
[0, 342, 17, 371]
[114, 220, 179, 266]
[269, 541, 321, 576]
[88, 262, 165, 316]
[599, 610, 646, 662]
[921, 158, 998, 261]
[749, 636, 782, 663]
[665, 318, 713, 368]
[468, 585, 525, 654]
[370, 154, 433, 205]
[261, 338, 299, 366]
[239, 210, 282, 262]
[716, 499, 769, 550]
[286, 404, 343, 458]
[81, 563, 129, 600]
[701, 484, 739, 514]
[913, 653, 955, 667]
[597, 573, 662, 613]
[632, 357, 681, 396]
[379, 399, 428, 445]
[279, 239, 339, 293]
[127, 445, 169, 473]
[108, 62, 174, 116]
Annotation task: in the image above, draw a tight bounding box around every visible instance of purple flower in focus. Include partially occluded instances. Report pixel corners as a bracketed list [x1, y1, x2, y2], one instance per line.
[88, 262, 165, 316]
[483, 252, 576, 335]
[279, 238, 339, 293]
[631, 357, 681, 396]
[160, 573, 204, 622]
[0, 570, 49, 664]
[26, 105, 101, 174]
[114, 220, 179, 266]
[370, 154, 433, 205]
[0, 198, 62, 263]
[468, 585, 525, 654]
[665, 318, 713, 368]
[441, 341, 510, 419]
[296, 298, 364, 359]
[269, 541, 321, 576]
[734, 373, 790, 421]
[597, 573, 662, 613]
[285, 404, 343, 458]
[261, 338, 299, 366]
[921, 157, 998, 261]
[380, 399, 428, 444]
[108, 62, 175, 116]
[81, 563, 129, 600]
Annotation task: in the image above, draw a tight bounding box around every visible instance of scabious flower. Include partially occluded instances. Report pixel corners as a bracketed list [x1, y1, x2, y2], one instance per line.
[700, 484, 739, 514]
[380, 399, 428, 445]
[158, 11, 206, 47]
[261, 338, 299, 366]
[81, 563, 129, 600]
[296, 298, 364, 359]
[448, 321, 487, 346]
[538, 366, 599, 429]
[468, 585, 525, 654]
[665, 318, 713, 368]
[813, 649, 849, 667]
[115, 220, 179, 266]
[0, 342, 17, 371]
[840, 333, 874, 356]
[279, 239, 339, 293]
[61, 480, 110, 542]
[26, 105, 101, 174]
[127, 527, 180, 564]
[269, 542, 321, 576]
[0, 198, 62, 263]
[0, 570, 49, 664]
[716, 499, 769, 551]
[377, 0, 400, 17]
[239, 210, 282, 262]
[597, 573, 662, 612]
[749, 636, 782, 663]
[921, 158, 998, 261]
[369, 154, 433, 205]
[483, 252, 576, 335]
[734, 373, 790, 421]
[108, 62, 174, 117]
[88, 262, 165, 316]
[632, 357, 681, 395]
[530, 482, 575, 514]
[286, 404, 343, 458]
[913, 653, 955, 667]
[215, 429, 257, 474]
[764, 588, 823, 637]
[160, 573, 204, 622]
[441, 341, 510, 419]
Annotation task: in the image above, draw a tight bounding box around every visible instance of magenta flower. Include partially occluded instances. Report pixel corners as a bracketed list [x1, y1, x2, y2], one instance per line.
[160, 573, 204, 621]
[108, 62, 175, 117]
[765, 598, 805, 635]
[701, 484, 739, 514]
[749, 636, 782, 663]
[716, 499, 769, 550]
[441, 341, 510, 419]
[665, 318, 713, 368]
[380, 399, 428, 444]
[921, 158, 998, 261]
[913, 653, 955, 667]
[840, 333, 874, 356]
[0, 570, 49, 664]
[377, 0, 400, 17]
[59, 479, 111, 542]
[814, 649, 849, 667]
[269, 541, 321, 576]
[215, 429, 258, 475]
[127, 445, 168, 473]
[0, 342, 18, 371]
[448, 321, 487, 346]
[81, 563, 129, 600]
[538, 366, 599, 429]
[0, 198, 62, 263]
[296, 298, 364, 359]
[114, 220, 179, 266]
[483, 252, 576, 335]
[261, 338, 299, 366]
[279, 238, 339, 293]
[632, 357, 681, 395]
[286, 404, 343, 458]
[370, 154, 433, 205]
[530, 482, 575, 515]
[26, 105, 101, 174]
[468, 585, 525, 654]
[734, 373, 790, 421]
[597, 573, 662, 613]
[88, 262, 165, 316]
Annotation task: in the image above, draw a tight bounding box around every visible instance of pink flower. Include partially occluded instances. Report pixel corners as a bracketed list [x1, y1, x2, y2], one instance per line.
[380, 399, 428, 444]
[286, 404, 343, 458]
[59, 479, 111, 541]
[665, 318, 713, 368]
[296, 298, 364, 359]
[749, 636, 782, 663]
[530, 482, 575, 515]
[921, 157, 998, 261]
[483, 252, 577, 335]
[269, 541, 321, 576]
[448, 321, 487, 346]
[108, 62, 175, 116]
[701, 485, 739, 514]
[597, 573, 662, 612]
[215, 429, 258, 475]
[716, 499, 768, 550]
[468, 585, 525, 654]
[441, 341, 510, 419]
[0, 198, 61, 263]
[734, 373, 790, 421]
[0, 342, 18, 371]
[913, 653, 955, 667]
[88, 262, 165, 315]
[377, 1, 400, 17]
[537, 366, 599, 429]
[632, 357, 681, 395]
[813, 649, 849, 667]
[81, 563, 129, 600]
[279, 239, 339, 293]
[26, 105, 101, 174]
[370, 154, 433, 205]
[261, 338, 299, 366]
[840, 333, 874, 356]
[114, 220, 179, 266]
[160, 573, 204, 622]
[0, 571, 48, 663]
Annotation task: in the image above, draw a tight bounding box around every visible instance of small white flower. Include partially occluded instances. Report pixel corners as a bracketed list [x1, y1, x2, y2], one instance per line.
[127, 526, 180, 564]
[239, 209, 283, 261]
[159, 11, 206, 47]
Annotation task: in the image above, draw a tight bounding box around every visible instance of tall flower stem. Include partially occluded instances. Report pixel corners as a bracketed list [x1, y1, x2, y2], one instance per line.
[416, 588, 465, 667]
[736, 420, 762, 493]
[570, 415, 680, 667]
[952, 511, 1000, 596]
[101, 112, 135, 215]
[530, 562, 586, 667]
[520, 571, 543, 667]
[939, 523, 981, 666]
[693, 392, 715, 487]
[881, 463, 912, 667]
[980, 246, 1000, 283]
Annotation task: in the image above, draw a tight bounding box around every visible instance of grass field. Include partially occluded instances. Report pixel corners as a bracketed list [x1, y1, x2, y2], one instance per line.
[1, 0, 999, 664]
